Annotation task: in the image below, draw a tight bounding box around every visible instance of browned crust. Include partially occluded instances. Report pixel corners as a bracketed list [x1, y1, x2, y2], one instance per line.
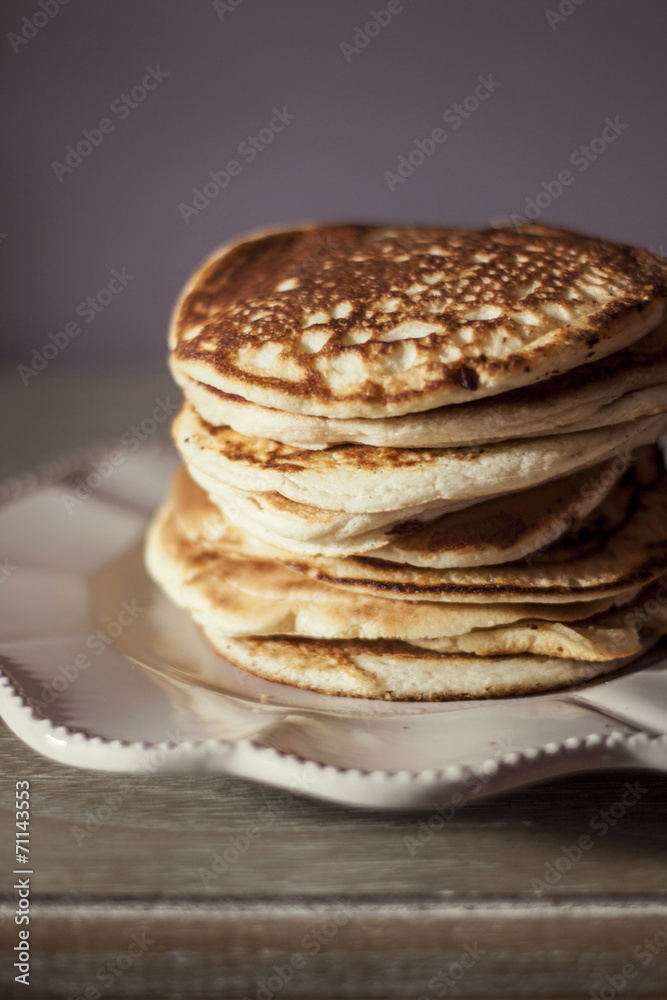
[168, 449, 667, 602]
[171, 223, 667, 416]
[288, 479, 667, 599]
[204, 632, 649, 701]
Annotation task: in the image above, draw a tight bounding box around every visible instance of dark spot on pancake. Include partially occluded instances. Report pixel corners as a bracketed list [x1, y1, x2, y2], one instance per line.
[454, 364, 480, 391]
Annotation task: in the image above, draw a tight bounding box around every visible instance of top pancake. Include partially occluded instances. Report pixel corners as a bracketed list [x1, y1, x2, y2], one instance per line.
[173, 320, 667, 449]
[169, 222, 667, 418]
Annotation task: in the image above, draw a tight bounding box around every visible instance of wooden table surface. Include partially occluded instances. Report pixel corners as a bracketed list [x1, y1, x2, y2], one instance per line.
[1, 374, 667, 999]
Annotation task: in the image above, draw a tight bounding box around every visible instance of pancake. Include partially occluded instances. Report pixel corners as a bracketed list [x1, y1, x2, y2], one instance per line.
[274, 477, 667, 603]
[199, 632, 660, 700]
[169, 222, 667, 419]
[173, 453, 626, 564]
[378, 456, 627, 568]
[146, 491, 666, 699]
[166, 451, 667, 604]
[185, 464, 502, 555]
[173, 400, 667, 515]
[147, 490, 645, 646]
[172, 319, 667, 449]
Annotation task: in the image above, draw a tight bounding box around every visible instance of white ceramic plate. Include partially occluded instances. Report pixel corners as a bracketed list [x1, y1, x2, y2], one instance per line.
[1, 443, 667, 810]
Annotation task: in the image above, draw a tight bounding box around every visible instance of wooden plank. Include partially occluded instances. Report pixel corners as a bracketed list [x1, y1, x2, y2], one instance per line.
[2, 725, 667, 902]
[3, 903, 667, 998]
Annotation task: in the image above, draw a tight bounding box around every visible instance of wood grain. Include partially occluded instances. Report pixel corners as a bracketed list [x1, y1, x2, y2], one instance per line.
[2, 721, 667, 998]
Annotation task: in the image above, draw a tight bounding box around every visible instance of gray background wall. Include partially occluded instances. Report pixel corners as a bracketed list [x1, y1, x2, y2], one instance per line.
[1, 0, 665, 373]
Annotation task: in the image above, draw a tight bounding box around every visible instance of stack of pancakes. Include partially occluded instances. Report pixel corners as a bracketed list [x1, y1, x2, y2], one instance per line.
[146, 223, 667, 699]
